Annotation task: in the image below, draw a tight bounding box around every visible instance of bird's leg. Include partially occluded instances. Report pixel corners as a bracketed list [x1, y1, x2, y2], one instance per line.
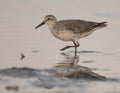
[60, 41, 77, 51]
[60, 45, 75, 51]
[60, 41, 79, 52]
[74, 41, 79, 57]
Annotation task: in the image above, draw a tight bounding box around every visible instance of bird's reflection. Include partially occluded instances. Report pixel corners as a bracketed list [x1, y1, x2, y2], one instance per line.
[54, 53, 106, 80]
[61, 53, 79, 65]
[55, 53, 80, 68]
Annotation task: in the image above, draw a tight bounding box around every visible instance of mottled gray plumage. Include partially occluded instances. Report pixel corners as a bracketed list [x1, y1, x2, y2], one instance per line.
[55, 20, 106, 34]
[35, 15, 107, 56]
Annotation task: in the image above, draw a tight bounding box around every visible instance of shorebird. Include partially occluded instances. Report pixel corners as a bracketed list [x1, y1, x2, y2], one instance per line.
[35, 15, 107, 56]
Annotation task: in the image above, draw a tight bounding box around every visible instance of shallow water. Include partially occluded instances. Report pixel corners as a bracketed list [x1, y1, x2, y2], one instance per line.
[0, 0, 120, 93]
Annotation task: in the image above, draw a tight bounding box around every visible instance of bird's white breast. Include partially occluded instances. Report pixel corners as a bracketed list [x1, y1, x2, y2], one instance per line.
[50, 29, 75, 41]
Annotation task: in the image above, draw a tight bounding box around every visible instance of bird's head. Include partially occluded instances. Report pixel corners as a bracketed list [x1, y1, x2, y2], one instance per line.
[35, 15, 57, 29]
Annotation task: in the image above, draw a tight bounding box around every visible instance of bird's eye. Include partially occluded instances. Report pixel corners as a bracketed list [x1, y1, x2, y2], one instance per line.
[47, 18, 50, 20]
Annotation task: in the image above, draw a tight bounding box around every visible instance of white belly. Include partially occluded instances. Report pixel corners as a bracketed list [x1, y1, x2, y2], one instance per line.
[50, 30, 75, 41]
[50, 29, 94, 41]
[78, 31, 93, 38]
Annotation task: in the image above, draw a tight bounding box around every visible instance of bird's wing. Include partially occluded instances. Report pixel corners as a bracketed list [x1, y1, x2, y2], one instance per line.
[61, 20, 95, 34]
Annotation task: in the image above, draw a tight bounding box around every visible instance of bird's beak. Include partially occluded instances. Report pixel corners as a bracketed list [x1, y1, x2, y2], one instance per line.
[35, 21, 45, 29]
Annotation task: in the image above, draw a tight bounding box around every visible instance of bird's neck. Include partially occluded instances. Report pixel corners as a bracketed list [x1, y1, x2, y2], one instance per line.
[48, 22, 56, 31]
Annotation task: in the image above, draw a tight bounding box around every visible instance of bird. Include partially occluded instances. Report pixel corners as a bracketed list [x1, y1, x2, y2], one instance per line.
[35, 15, 107, 56]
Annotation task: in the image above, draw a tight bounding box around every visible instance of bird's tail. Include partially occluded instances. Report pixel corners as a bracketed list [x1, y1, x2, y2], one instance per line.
[95, 22, 107, 28]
